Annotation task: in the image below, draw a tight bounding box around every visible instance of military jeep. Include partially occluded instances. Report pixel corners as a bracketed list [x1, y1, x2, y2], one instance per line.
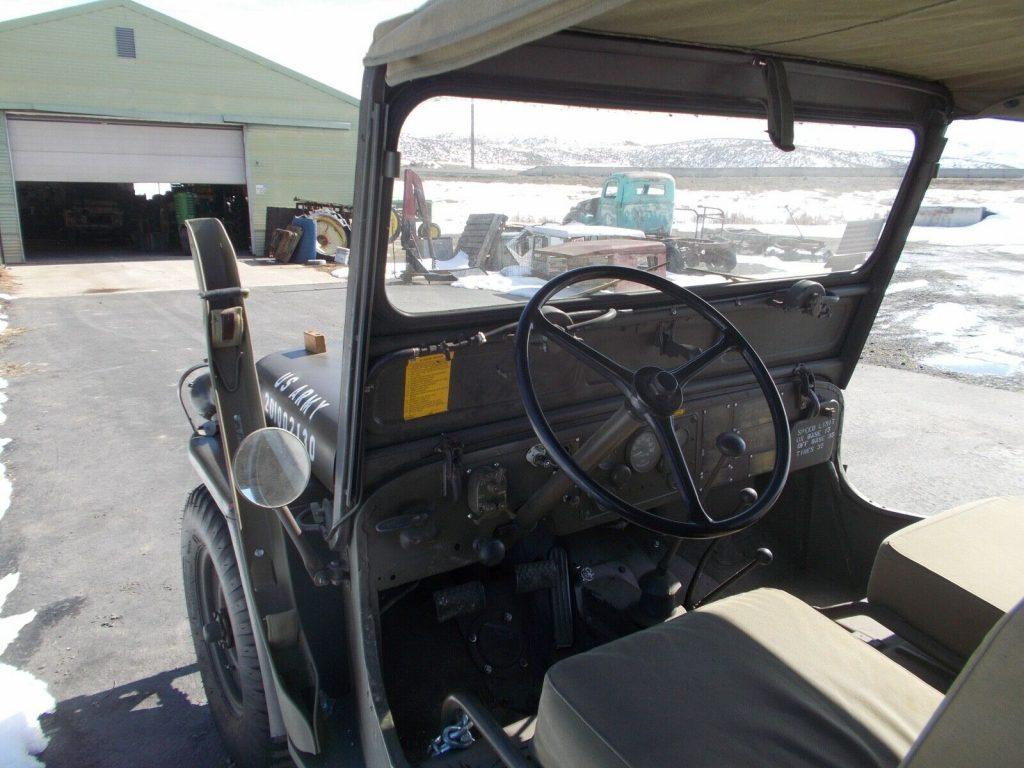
[178, 3, 1024, 767]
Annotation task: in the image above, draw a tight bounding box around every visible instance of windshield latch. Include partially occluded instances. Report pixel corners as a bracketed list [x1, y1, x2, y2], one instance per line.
[771, 279, 839, 319]
[795, 364, 838, 420]
[437, 434, 464, 501]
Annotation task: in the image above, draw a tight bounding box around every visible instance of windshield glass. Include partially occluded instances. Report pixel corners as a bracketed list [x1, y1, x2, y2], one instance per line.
[385, 97, 915, 313]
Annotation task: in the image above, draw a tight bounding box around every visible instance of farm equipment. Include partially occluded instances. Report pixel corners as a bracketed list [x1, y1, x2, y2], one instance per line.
[397, 169, 493, 282]
[392, 170, 442, 244]
[668, 205, 738, 272]
[63, 200, 125, 243]
[293, 198, 352, 259]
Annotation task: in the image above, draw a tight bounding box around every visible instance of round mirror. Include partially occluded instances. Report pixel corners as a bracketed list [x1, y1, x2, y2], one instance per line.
[232, 428, 311, 509]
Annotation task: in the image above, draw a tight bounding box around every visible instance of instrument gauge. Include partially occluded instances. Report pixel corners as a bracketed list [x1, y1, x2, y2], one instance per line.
[627, 429, 661, 474]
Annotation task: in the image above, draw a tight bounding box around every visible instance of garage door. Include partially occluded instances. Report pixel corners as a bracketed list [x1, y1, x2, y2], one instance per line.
[7, 117, 245, 184]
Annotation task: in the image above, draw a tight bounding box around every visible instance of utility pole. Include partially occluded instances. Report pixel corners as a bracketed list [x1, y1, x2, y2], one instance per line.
[470, 100, 476, 170]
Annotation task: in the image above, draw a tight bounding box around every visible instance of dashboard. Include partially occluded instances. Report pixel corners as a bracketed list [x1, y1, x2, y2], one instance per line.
[359, 377, 842, 589]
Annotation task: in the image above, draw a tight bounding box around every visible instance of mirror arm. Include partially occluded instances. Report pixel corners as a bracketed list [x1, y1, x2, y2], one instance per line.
[274, 505, 341, 587]
[758, 57, 795, 152]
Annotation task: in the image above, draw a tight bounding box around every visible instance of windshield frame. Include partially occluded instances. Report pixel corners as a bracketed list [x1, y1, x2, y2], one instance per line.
[336, 32, 951, 515]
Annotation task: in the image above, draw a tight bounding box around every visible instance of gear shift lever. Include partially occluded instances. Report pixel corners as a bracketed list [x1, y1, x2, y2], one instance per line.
[683, 487, 769, 610]
[684, 543, 773, 611]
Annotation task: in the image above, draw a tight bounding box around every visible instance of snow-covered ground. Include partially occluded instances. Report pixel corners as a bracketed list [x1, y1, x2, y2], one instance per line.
[0, 292, 54, 768]
[871, 199, 1024, 386]
[362, 177, 1024, 387]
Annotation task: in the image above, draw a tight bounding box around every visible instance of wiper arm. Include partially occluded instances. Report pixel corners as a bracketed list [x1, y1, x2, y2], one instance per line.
[571, 260, 750, 300]
[674, 264, 754, 282]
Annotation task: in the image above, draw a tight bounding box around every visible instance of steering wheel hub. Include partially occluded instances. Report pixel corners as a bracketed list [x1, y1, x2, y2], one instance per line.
[634, 366, 683, 415]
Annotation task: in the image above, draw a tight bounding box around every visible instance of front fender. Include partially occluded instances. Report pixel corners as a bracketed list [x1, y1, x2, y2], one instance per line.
[187, 434, 233, 518]
[186, 432, 289, 741]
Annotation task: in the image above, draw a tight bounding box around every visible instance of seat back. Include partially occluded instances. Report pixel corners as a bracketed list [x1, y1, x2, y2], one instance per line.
[900, 596, 1024, 766]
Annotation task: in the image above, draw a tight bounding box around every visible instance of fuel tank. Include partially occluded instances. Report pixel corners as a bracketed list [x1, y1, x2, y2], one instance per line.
[256, 348, 341, 489]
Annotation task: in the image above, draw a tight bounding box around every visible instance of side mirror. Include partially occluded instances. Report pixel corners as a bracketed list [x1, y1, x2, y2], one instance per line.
[232, 427, 311, 508]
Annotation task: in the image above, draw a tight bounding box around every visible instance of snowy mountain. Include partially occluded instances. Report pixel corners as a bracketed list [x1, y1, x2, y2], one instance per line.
[399, 134, 1018, 170]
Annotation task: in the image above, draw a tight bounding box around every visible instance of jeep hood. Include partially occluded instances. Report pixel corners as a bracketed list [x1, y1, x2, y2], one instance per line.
[257, 349, 341, 490]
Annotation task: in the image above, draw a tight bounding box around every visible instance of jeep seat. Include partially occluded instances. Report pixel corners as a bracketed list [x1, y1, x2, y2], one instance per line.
[868, 496, 1024, 658]
[534, 588, 942, 768]
[534, 588, 1024, 768]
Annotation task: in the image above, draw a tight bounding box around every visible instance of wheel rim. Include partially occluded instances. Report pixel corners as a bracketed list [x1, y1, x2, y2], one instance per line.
[197, 547, 244, 715]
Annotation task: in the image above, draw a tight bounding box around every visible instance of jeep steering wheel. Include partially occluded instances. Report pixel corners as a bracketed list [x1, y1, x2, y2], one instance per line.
[514, 266, 791, 539]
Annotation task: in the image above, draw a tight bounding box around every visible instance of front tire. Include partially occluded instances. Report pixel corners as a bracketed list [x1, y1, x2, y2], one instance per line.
[181, 486, 289, 767]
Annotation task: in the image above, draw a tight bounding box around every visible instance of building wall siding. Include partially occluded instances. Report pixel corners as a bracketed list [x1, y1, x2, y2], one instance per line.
[244, 125, 357, 256]
[0, 5, 358, 125]
[0, 113, 24, 264]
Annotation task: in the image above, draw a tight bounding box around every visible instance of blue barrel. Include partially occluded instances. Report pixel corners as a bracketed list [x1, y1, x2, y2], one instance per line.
[290, 216, 317, 263]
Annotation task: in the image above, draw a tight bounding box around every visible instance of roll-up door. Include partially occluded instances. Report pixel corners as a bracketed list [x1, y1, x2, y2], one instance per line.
[7, 117, 245, 184]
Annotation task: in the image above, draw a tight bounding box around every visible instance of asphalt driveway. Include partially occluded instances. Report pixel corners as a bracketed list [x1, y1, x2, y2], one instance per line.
[0, 283, 344, 768]
[0, 281, 1021, 767]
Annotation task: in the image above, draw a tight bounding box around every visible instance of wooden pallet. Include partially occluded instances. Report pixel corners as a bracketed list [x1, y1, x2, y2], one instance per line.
[454, 213, 508, 268]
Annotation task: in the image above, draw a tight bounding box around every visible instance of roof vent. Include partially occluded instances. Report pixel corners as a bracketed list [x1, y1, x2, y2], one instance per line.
[115, 27, 136, 58]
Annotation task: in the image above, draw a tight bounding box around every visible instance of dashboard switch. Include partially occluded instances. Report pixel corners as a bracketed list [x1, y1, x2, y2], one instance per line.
[467, 464, 509, 523]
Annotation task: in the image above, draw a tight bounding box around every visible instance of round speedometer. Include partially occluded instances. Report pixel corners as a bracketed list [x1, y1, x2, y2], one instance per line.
[627, 429, 662, 474]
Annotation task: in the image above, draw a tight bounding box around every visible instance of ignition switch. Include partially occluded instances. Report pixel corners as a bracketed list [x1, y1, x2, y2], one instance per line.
[466, 464, 509, 523]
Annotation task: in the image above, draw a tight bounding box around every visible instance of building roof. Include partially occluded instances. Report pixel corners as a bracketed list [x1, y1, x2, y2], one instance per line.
[366, 0, 1024, 118]
[0, 0, 358, 108]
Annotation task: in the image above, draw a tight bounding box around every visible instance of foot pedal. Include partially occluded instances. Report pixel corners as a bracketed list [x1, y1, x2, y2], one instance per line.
[549, 547, 574, 649]
[514, 560, 558, 594]
[433, 581, 486, 623]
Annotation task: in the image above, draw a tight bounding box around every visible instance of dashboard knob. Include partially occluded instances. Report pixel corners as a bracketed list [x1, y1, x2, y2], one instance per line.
[610, 464, 632, 488]
[716, 431, 747, 457]
[473, 536, 506, 567]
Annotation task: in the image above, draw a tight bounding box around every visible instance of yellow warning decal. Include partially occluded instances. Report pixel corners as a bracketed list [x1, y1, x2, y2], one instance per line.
[403, 353, 453, 420]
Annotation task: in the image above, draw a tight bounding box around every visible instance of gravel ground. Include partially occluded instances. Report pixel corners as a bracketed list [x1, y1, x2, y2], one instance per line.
[862, 242, 1024, 391]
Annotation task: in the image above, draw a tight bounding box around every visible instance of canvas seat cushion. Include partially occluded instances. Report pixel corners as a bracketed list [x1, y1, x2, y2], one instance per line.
[534, 588, 942, 768]
[868, 496, 1024, 658]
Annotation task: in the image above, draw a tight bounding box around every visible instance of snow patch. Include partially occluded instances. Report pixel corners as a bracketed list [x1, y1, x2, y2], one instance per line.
[435, 252, 470, 270]
[0, 296, 55, 767]
[911, 302, 1024, 378]
[0, 574, 54, 768]
[887, 279, 928, 294]
[451, 273, 546, 298]
[906, 204, 1024, 250]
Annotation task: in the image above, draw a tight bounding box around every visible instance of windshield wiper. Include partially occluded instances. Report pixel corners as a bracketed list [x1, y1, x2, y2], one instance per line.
[569, 260, 751, 300]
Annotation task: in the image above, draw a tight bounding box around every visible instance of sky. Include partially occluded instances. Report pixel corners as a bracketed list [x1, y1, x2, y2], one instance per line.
[0, 0, 1020, 164]
[0, 0, 422, 97]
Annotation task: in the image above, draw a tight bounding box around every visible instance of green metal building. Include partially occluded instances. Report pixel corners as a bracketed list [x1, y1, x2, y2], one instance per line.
[0, 0, 359, 262]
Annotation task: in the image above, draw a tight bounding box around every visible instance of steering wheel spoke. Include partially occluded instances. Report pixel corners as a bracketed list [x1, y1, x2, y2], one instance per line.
[533, 309, 633, 392]
[646, 414, 711, 525]
[671, 332, 733, 385]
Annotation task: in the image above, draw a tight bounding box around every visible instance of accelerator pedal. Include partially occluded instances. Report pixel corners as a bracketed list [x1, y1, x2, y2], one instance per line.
[549, 547, 574, 648]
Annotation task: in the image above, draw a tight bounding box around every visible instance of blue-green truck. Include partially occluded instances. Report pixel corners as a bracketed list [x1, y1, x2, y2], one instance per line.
[564, 171, 676, 237]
